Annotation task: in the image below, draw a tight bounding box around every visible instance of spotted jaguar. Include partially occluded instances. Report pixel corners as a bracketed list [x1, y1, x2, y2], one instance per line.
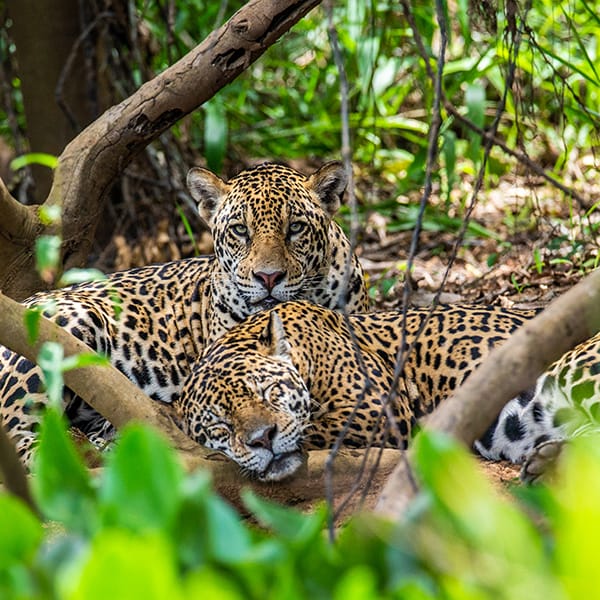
[1, 162, 367, 464]
[175, 301, 600, 482]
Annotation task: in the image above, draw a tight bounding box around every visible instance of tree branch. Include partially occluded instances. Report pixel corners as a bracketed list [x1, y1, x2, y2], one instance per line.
[375, 268, 600, 518]
[0, 0, 323, 300]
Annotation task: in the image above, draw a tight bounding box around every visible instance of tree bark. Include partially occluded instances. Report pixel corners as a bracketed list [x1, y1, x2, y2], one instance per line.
[6, 0, 95, 202]
[375, 268, 600, 519]
[0, 0, 322, 300]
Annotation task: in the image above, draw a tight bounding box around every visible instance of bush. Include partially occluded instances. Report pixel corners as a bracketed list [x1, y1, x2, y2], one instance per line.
[2, 407, 599, 599]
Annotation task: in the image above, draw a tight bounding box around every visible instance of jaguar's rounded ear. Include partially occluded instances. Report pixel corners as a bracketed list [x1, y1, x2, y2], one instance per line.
[307, 161, 348, 217]
[258, 311, 292, 361]
[187, 167, 230, 228]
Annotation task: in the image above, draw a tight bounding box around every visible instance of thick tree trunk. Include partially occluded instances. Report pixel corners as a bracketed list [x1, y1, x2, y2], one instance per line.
[375, 268, 600, 519]
[0, 0, 322, 300]
[5, 0, 95, 202]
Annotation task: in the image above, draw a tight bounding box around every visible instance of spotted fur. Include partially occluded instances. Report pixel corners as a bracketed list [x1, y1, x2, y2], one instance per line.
[175, 301, 600, 482]
[1, 162, 368, 465]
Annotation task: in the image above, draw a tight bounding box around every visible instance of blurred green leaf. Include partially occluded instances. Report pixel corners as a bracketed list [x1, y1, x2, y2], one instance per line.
[99, 426, 184, 533]
[204, 100, 228, 174]
[65, 531, 182, 600]
[37, 342, 65, 406]
[59, 269, 107, 287]
[32, 408, 97, 534]
[35, 235, 61, 284]
[465, 82, 485, 163]
[10, 152, 58, 171]
[0, 496, 42, 568]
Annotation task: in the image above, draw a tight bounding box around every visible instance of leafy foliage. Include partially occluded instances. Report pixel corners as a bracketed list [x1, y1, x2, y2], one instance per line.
[2, 412, 600, 598]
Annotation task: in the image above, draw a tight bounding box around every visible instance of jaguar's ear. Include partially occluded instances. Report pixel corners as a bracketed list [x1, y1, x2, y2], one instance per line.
[187, 167, 230, 228]
[258, 311, 292, 361]
[307, 161, 348, 217]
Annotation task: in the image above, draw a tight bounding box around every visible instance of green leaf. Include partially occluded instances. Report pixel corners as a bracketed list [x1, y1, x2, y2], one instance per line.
[59, 269, 106, 287]
[242, 491, 327, 545]
[61, 352, 110, 372]
[32, 408, 97, 534]
[334, 565, 379, 600]
[99, 425, 184, 533]
[23, 307, 42, 346]
[64, 531, 182, 600]
[0, 496, 42, 568]
[204, 494, 251, 563]
[10, 152, 59, 171]
[37, 342, 65, 407]
[39, 204, 62, 226]
[35, 235, 61, 283]
[204, 100, 228, 173]
[465, 82, 485, 163]
[184, 567, 245, 599]
[551, 434, 600, 597]
[412, 432, 556, 597]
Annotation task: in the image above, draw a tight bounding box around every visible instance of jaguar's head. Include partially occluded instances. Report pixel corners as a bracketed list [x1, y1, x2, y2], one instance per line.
[176, 311, 310, 481]
[186, 162, 347, 311]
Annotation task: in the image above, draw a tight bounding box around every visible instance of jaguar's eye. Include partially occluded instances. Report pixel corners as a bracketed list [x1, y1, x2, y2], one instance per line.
[207, 423, 231, 439]
[231, 223, 248, 237]
[288, 222, 305, 235]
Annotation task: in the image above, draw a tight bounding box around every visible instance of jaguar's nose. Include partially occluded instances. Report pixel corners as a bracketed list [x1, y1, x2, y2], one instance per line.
[246, 424, 278, 451]
[253, 270, 286, 292]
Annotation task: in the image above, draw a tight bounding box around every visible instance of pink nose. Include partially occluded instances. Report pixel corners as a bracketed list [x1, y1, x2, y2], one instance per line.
[253, 270, 286, 292]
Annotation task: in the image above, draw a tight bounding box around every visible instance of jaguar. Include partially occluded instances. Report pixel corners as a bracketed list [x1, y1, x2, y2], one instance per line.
[1, 162, 368, 464]
[174, 301, 600, 482]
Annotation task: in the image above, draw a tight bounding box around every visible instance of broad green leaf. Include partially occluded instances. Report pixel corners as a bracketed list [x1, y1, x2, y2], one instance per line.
[64, 531, 182, 600]
[184, 567, 244, 600]
[550, 435, 600, 598]
[99, 425, 183, 533]
[32, 408, 97, 534]
[242, 490, 327, 545]
[0, 495, 42, 567]
[465, 83, 485, 164]
[334, 566, 378, 600]
[412, 432, 558, 599]
[205, 494, 251, 563]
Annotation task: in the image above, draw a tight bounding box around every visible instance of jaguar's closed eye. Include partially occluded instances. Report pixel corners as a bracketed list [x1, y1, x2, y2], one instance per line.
[207, 423, 232, 438]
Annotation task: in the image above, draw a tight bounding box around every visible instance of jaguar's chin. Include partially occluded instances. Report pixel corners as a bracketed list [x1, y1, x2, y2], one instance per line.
[256, 450, 305, 482]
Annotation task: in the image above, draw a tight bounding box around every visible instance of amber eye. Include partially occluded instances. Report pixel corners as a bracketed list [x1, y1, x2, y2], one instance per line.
[288, 222, 305, 235]
[231, 223, 248, 237]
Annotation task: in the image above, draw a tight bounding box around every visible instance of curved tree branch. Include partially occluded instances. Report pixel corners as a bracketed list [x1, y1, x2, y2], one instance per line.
[1, 0, 323, 300]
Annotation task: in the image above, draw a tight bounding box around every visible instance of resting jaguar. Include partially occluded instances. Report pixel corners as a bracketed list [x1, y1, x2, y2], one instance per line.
[1, 162, 367, 464]
[175, 301, 600, 482]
